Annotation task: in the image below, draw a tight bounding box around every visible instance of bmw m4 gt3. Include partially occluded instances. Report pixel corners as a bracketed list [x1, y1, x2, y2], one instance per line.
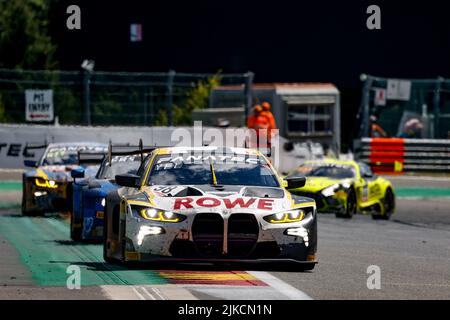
[71, 145, 155, 241]
[103, 146, 318, 270]
[22, 142, 107, 215]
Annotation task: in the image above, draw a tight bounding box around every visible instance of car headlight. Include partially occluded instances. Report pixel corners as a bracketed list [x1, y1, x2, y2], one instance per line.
[264, 209, 305, 223]
[321, 184, 339, 197]
[100, 198, 106, 207]
[35, 178, 58, 189]
[140, 208, 186, 223]
[341, 182, 351, 189]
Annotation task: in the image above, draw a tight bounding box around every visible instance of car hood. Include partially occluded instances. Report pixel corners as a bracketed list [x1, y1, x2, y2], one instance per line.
[138, 184, 311, 215]
[84, 178, 117, 192]
[32, 165, 78, 182]
[294, 177, 343, 192]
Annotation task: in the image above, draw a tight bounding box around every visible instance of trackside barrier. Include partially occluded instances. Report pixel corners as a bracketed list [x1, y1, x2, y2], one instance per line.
[354, 138, 450, 174]
[0, 124, 300, 173]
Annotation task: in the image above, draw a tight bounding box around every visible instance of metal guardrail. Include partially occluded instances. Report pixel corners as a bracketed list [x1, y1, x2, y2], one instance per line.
[354, 138, 450, 174]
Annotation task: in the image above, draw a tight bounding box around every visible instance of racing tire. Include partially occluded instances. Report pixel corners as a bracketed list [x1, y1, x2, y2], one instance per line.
[372, 188, 395, 220]
[335, 188, 356, 219]
[102, 204, 116, 264]
[119, 220, 129, 266]
[68, 183, 83, 241]
[21, 180, 42, 217]
[66, 183, 73, 215]
[70, 212, 82, 241]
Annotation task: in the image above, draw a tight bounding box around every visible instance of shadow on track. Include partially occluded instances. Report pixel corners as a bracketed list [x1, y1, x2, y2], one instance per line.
[1, 212, 67, 219]
[47, 259, 315, 273]
[49, 239, 100, 246]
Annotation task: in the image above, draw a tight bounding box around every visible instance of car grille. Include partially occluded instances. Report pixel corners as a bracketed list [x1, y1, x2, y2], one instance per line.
[227, 214, 259, 258]
[192, 213, 224, 257]
[191, 213, 259, 258]
[251, 241, 281, 259]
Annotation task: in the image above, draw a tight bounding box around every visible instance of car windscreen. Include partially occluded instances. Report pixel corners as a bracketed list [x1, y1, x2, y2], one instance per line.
[306, 165, 356, 179]
[97, 155, 142, 180]
[42, 145, 106, 166]
[147, 154, 280, 187]
[83, 164, 101, 177]
[287, 164, 318, 178]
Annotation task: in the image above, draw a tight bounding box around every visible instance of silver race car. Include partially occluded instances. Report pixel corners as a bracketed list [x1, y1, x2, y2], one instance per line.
[103, 146, 318, 270]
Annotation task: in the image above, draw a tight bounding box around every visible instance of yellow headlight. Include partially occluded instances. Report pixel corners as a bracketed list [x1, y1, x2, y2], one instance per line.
[140, 208, 184, 223]
[35, 178, 58, 189]
[264, 210, 305, 223]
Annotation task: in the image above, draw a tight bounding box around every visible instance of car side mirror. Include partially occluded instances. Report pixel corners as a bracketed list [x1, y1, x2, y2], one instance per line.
[71, 167, 85, 179]
[363, 172, 374, 178]
[285, 176, 306, 189]
[24, 160, 37, 167]
[115, 174, 140, 188]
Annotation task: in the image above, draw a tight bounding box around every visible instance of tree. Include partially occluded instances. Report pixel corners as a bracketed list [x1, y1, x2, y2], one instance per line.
[0, 94, 7, 122]
[0, 0, 57, 70]
[0, 0, 59, 123]
[154, 72, 222, 126]
[185, 72, 222, 112]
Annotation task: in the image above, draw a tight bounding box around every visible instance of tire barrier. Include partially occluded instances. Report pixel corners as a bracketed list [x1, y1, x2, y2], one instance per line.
[354, 138, 450, 174]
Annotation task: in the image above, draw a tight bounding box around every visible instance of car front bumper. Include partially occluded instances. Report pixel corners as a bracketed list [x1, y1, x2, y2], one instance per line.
[123, 211, 317, 263]
[25, 181, 69, 212]
[291, 190, 346, 213]
[81, 203, 106, 241]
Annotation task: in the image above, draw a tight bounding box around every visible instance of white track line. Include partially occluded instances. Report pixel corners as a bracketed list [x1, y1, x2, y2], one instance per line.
[247, 271, 313, 300]
[101, 272, 312, 300]
[150, 287, 167, 300]
[131, 286, 146, 300]
[101, 284, 196, 300]
[140, 287, 157, 300]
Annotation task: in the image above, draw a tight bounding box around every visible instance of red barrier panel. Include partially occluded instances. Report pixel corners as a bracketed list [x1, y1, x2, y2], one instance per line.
[370, 138, 405, 145]
[368, 138, 405, 175]
[357, 138, 450, 173]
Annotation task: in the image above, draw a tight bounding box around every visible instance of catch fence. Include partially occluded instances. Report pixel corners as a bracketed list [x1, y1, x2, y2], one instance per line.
[0, 69, 253, 126]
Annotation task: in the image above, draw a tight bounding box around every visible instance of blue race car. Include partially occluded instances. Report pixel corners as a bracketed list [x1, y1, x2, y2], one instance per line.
[70, 144, 155, 241]
[22, 142, 107, 216]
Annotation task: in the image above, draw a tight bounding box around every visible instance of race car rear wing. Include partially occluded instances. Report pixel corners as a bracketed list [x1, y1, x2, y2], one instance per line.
[77, 151, 106, 165]
[107, 139, 160, 166]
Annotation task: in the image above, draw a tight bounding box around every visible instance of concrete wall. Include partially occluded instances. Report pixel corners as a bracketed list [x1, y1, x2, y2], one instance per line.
[0, 123, 322, 173]
[0, 124, 192, 168]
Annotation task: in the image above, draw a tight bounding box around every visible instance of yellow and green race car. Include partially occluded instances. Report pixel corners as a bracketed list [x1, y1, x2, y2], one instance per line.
[286, 159, 395, 220]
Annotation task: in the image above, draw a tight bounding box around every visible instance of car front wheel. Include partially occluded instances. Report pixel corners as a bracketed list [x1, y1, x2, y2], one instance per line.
[22, 179, 42, 216]
[336, 188, 356, 219]
[70, 213, 83, 241]
[372, 188, 395, 220]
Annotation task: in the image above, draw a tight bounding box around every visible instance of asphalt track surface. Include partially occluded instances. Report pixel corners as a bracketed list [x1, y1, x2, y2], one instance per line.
[0, 175, 449, 300]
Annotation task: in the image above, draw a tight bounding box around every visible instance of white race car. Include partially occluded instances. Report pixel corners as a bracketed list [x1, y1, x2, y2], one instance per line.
[103, 146, 318, 270]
